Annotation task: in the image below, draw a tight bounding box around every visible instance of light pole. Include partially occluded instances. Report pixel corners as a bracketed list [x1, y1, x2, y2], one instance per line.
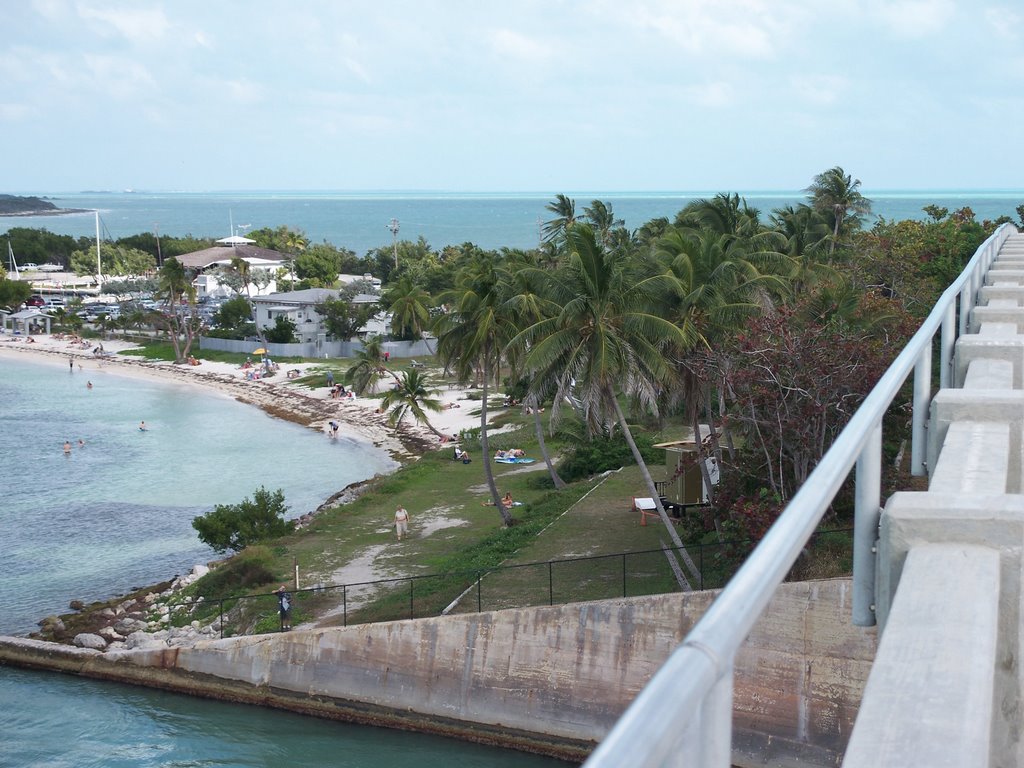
[388, 218, 399, 269]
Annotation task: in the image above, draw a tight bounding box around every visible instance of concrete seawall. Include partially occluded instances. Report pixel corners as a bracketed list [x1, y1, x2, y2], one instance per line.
[0, 578, 874, 765]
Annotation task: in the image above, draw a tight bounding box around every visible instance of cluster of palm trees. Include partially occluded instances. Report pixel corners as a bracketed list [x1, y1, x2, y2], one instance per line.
[347, 168, 877, 588]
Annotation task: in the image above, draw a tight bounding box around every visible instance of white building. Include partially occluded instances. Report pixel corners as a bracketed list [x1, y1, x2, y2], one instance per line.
[252, 289, 380, 344]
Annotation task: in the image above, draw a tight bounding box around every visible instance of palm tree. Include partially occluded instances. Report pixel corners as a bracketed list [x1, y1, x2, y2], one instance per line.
[516, 225, 702, 586]
[542, 194, 576, 243]
[382, 276, 432, 342]
[676, 192, 762, 238]
[434, 251, 516, 524]
[654, 225, 789, 500]
[770, 204, 836, 297]
[344, 336, 397, 395]
[231, 255, 267, 348]
[379, 369, 447, 440]
[582, 200, 624, 246]
[501, 253, 567, 490]
[806, 166, 872, 254]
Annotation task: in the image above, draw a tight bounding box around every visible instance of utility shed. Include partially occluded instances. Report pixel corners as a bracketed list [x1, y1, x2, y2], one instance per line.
[654, 425, 720, 514]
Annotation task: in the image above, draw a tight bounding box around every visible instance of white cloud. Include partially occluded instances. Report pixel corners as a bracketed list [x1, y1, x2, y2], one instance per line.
[193, 30, 214, 50]
[31, 0, 72, 21]
[344, 57, 372, 85]
[220, 78, 266, 106]
[83, 54, 156, 98]
[490, 28, 553, 62]
[598, 0, 795, 59]
[0, 103, 35, 121]
[791, 74, 848, 106]
[76, 3, 172, 43]
[686, 81, 735, 107]
[984, 6, 1020, 40]
[870, 0, 956, 39]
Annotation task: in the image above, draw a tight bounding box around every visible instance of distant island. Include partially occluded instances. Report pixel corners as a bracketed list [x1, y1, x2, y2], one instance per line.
[0, 194, 90, 217]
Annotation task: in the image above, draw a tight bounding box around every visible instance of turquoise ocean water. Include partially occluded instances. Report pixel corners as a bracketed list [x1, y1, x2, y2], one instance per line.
[4, 189, 1023, 256]
[0, 356, 563, 767]
[2, 188, 1021, 766]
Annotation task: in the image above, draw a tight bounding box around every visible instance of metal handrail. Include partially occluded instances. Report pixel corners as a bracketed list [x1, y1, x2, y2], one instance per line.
[584, 223, 1016, 767]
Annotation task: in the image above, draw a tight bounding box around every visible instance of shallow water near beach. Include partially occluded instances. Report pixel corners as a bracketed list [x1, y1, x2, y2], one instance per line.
[0, 355, 566, 767]
[0, 354, 396, 636]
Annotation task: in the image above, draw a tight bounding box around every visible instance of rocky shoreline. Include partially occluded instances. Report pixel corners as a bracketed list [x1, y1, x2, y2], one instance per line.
[2, 340, 454, 649]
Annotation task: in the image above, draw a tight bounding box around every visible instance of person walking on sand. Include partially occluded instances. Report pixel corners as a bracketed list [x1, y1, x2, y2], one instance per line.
[275, 585, 292, 631]
[394, 504, 410, 541]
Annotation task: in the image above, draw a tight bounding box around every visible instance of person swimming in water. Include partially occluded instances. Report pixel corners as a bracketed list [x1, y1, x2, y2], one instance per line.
[139, 421, 147, 431]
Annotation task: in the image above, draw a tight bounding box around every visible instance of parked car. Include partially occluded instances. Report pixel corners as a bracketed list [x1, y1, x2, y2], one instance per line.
[25, 295, 45, 307]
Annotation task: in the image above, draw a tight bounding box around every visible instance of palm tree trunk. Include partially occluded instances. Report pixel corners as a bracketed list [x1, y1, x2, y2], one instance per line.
[480, 356, 511, 525]
[530, 394, 566, 490]
[609, 389, 700, 588]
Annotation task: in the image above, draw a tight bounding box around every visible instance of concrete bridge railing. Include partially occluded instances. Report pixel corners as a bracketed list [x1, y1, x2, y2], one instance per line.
[584, 224, 1019, 768]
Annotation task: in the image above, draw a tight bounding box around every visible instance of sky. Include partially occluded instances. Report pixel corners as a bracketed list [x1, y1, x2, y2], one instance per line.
[3, 0, 1024, 193]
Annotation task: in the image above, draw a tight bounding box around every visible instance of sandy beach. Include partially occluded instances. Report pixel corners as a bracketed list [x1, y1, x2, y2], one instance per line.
[0, 333, 485, 460]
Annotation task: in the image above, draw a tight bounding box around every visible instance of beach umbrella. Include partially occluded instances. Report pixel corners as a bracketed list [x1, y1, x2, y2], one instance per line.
[253, 347, 267, 355]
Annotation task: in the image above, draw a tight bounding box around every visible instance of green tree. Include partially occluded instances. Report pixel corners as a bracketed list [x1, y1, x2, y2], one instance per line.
[294, 250, 339, 287]
[542, 194, 577, 243]
[317, 295, 371, 341]
[806, 166, 872, 254]
[156, 257, 203, 363]
[0, 276, 32, 310]
[381, 276, 432, 341]
[379, 369, 447, 439]
[213, 296, 256, 333]
[264, 315, 297, 343]
[191, 486, 293, 554]
[434, 250, 517, 522]
[345, 336, 397, 395]
[517, 224, 700, 585]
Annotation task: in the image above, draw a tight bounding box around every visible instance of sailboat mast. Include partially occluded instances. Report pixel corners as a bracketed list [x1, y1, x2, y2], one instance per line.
[8, 239, 19, 278]
[95, 211, 102, 286]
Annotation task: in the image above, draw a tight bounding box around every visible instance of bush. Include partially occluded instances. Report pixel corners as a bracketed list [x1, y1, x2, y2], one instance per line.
[192, 486, 294, 554]
[557, 432, 662, 482]
[193, 546, 277, 598]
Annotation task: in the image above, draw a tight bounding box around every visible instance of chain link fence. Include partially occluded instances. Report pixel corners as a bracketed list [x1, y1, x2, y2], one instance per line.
[163, 528, 853, 638]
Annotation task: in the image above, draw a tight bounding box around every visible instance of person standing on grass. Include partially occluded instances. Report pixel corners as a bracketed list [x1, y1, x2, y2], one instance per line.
[394, 504, 410, 541]
[275, 585, 292, 631]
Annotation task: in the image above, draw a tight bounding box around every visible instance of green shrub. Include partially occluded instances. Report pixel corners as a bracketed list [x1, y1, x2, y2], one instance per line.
[192, 546, 277, 598]
[192, 486, 294, 554]
[557, 432, 661, 482]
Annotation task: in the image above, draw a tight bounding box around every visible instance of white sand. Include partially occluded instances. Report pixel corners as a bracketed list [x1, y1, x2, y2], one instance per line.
[0, 333, 484, 456]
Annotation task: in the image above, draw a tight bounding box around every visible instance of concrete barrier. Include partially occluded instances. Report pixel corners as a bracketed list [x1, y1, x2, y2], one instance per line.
[0, 580, 875, 767]
[928, 421, 1010, 495]
[845, 544, 1000, 768]
[873, 492, 1024, 767]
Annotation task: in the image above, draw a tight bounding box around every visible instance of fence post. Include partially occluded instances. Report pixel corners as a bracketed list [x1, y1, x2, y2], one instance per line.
[699, 543, 704, 591]
[476, 571, 482, 613]
[622, 553, 627, 598]
[409, 579, 415, 619]
[940, 302, 956, 389]
[854, 423, 882, 626]
[910, 342, 932, 476]
[219, 600, 224, 639]
[548, 561, 554, 606]
[342, 585, 347, 628]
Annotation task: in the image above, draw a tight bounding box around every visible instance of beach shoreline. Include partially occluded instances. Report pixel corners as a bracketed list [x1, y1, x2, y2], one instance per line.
[0, 334, 480, 461]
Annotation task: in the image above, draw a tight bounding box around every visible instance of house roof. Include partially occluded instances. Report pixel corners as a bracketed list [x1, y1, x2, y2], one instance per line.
[253, 288, 342, 305]
[172, 245, 292, 270]
[10, 308, 53, 319]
